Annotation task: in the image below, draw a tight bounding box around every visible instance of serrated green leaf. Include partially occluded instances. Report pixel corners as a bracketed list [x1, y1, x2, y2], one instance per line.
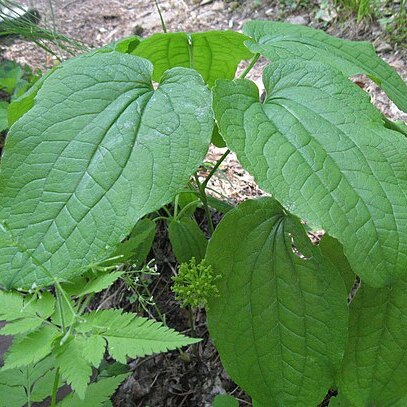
[0, 291, 55, 325]
[29, 370, 56, 402]
[0, 384, 26, 407]
[131, 31, 253, 87]
[0, 355, 60, 406]
[212, 394, 239, 407]
[57, 374, 128, 407]
[213, 59, 407, 287]
[0, 318, 44, 335]
[3, 325, 59, 370]
[337, 276, 407, 406]
[55, 336, 93, 399]
[243, 20, 407, 112]
[0, 51, 213, 289]
[79, 335, 106, 368]
[206, 197, 349, 406]
[168, 217, 207, 263]
[74, 272, 124, 297]
[76, 309, 200, 364]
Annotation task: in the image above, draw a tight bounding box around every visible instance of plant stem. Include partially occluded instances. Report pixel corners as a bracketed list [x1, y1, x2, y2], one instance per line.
[50, 367, 60, 407]
[55, 288, 66, 333]
[173, 194, 179, 218]
[154, 0, 167, 33]
[194, 173, 214, 235]
[175, 199, 200, 220]
[188, 307, 196, 337]
[201, 149, 230, 189]
[239, 53, 260, 79]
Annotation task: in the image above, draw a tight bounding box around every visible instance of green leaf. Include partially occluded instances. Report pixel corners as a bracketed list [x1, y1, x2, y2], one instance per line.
[0, 291, 55, 335]
[80, 335, 106, 368]
[212, 60, 407, 287]
[50, 294, 76, 328]
[243, 20, 407, 112]
[177, 191, 199, 218]
[72, 272, 124, 297]
[0, 51, 213, 289]
[211, 124, 226, 147]
[3, 325, 59, 370]
[76, 309, 200, 364]
[7, 69, 53, 127]
[106, 218, 156, 267]
[212, 394, 239, 407]
[207, 196, 233, 214]
[0, 385, 26, 407]
[337, 276, 407, 406]
[57, 374, 128, 407]
[131, 31, 253, 87]
[0, 101, 8, 132]
[0, 356, 60, 407]
[206, 197, 349, 406]
[319, 235, 355, 294]
[168, 217, 207, 263]
[110, 36, 140, 53]
[0, 60, 22, 94]
[55, 336, 93, 399]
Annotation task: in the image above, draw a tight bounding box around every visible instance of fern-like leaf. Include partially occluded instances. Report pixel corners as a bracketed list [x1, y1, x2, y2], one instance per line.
[3, 325, 59, 370]
[0, 291, 55, 335]
[57, 374, 128, 407]
[54, 336, 93, 400]
[77, 309, 200, 363]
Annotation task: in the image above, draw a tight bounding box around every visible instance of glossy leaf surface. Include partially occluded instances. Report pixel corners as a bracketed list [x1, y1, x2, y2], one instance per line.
[213, 60, 407, 287]
[131, 31, 253, 86]
[168, 217, 207, 263]
[338, 277, 407, 406]
[244, 20, 407, 112]
[206, 197, 348, 406]
[0, 51, 213, 289]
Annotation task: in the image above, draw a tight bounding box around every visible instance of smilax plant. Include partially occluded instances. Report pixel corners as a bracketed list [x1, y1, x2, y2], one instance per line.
[0, 18, 407, 406]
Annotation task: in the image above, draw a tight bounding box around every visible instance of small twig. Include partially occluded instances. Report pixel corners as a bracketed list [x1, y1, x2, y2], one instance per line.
[154, 0, 167, 33]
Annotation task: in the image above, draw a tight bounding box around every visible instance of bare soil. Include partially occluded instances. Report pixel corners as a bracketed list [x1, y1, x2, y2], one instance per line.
[1, 1, 406, 406]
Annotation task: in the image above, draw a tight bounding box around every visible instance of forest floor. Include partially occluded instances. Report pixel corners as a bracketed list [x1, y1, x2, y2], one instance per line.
[1, 1, 407, 406]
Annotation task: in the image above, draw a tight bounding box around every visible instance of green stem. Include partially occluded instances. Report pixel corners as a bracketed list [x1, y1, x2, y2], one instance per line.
[152, 215, 170, 223]
[194, 173, 214, 235]
[154, 0, 167, 33]
[239, 53, 260, 79]
[201, 149, 230, 189]
[188, 307, 196, 337]
[173, 194, 179, 218]
[26, 368, 32, 407]
[50, 367, 60, 407]
[55, 288, 66, 333]
[175, 199, 200, 220]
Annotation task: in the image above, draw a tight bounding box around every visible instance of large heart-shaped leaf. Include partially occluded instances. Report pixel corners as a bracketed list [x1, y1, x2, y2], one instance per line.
[243, 20, 407, 112]
[206, 197, 348, 406]
[0, 51, 213, 289]
[337, 277, 407, 406]
[130, 31, 253, 87]
[213, 60, 407, 287]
